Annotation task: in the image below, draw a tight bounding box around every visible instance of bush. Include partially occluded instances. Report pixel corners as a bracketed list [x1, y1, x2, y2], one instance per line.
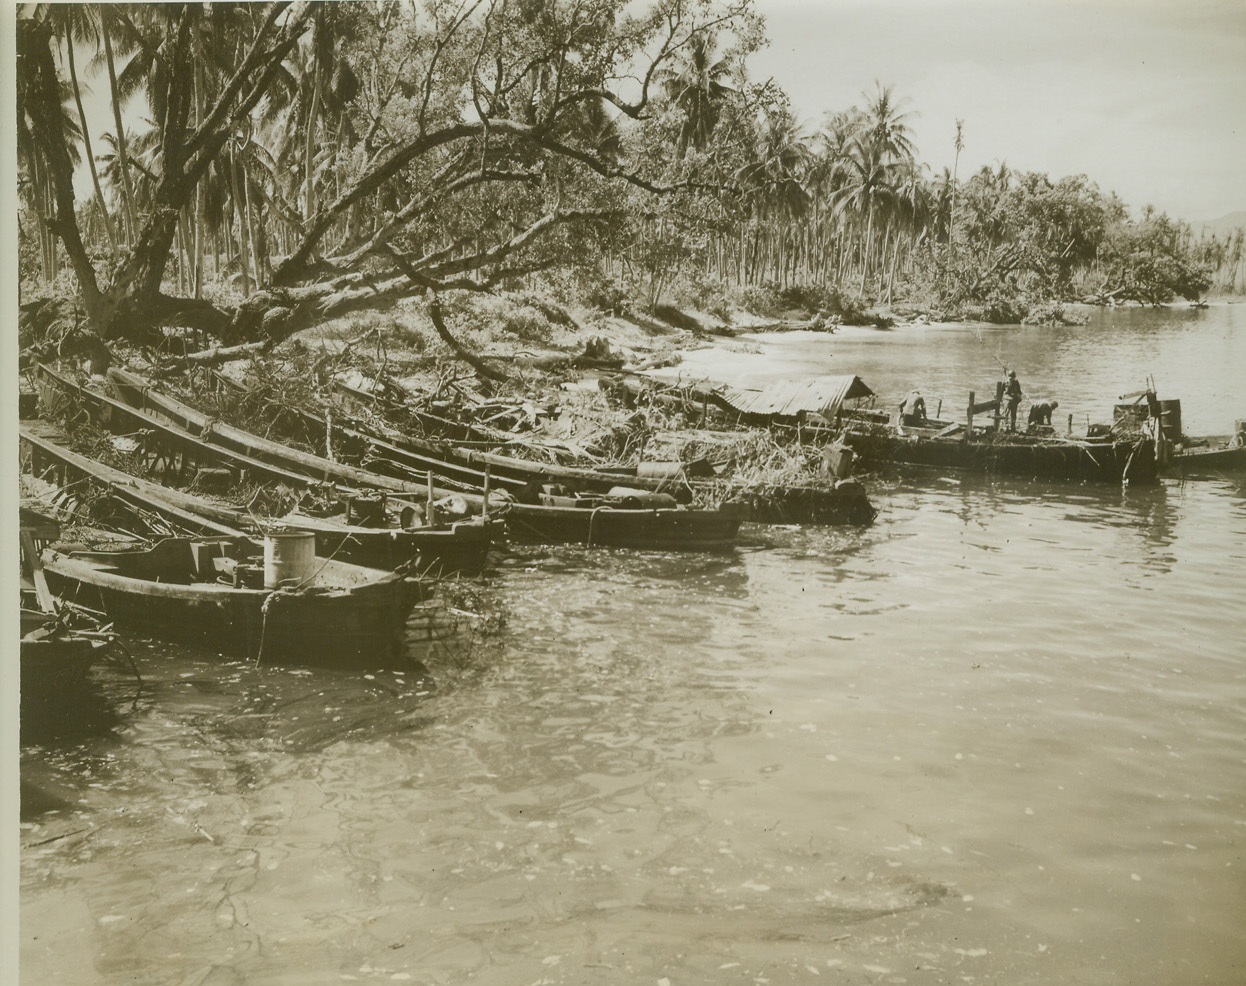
[583, 276, 629, 315]
[978, 289, 1029, 324]
[499, 308, 551, 343]
[1021, 303, 1089, 326]
[729, 283, 783, 317]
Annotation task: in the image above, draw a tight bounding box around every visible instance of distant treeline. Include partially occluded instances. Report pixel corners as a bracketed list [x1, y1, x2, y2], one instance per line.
[17, 1, 1231, 348]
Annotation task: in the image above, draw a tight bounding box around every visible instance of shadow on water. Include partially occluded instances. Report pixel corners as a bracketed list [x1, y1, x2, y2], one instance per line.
[18, 619, 497, 829]
[20, 682, 126, 748]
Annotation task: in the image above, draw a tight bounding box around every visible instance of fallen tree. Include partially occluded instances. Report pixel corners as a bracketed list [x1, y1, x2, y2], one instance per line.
[18, 1, 758, 353]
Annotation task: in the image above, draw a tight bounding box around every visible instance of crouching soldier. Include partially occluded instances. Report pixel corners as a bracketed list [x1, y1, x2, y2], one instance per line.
[1027, 400, 1059, 431]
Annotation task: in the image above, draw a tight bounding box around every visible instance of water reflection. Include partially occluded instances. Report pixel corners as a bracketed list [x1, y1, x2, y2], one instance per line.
[680, 303, 1246, 434]
[22, 308, 1246, 985]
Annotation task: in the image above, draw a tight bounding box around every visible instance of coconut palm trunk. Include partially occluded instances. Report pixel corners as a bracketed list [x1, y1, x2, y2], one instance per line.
[65, 36, 118, 259]
[102, 21, 137, 244]
[229, 146, 252, 296]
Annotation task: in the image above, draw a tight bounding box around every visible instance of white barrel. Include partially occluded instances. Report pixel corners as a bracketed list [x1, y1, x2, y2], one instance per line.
[263, 532, 318, 588]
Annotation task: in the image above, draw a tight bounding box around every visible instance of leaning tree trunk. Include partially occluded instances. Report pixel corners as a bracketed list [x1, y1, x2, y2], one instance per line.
[66, 35, 118, 260]
[229, 146, 253, 296]
[102, 23, 137, 244]
[427, 293, 509, 383]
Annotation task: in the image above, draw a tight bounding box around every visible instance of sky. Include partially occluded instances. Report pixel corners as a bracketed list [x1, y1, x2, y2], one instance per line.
[746, 0, 1246, 222]
[58, 0, 1246, 224]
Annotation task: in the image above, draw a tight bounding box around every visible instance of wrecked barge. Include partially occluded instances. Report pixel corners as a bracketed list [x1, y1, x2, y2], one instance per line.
[608, 372, 1159, 486]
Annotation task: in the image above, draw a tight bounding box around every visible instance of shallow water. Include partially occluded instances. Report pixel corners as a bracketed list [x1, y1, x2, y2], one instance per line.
[19, 305, 1246, 985]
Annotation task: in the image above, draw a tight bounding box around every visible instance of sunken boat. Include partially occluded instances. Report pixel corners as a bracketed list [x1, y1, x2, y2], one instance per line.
[503, 487, 746, 550]
[1170, 439, 1246, 476]
[19, 510, 118, 709]
[1110, 394, 1246, 479]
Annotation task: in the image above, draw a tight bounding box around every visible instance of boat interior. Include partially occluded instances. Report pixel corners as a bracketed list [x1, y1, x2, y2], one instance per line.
[55, 537, 269, 588]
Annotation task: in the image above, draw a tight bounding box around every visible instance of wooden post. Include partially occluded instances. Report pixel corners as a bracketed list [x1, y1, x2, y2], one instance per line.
[426, 471, 436, 526]
[1067, 413, 1073, 436]
[482, 463, 490, 520]
[966, 390, 975, 439]
[936, 399, 942, 419]
[20, 529, 57, 614]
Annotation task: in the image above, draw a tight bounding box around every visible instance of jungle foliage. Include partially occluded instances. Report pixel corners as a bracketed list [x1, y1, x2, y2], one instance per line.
[16, 0, 1234, 355]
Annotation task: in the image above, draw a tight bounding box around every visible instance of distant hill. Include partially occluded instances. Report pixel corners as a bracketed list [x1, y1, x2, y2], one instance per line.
[1194, 211, 1246, 239]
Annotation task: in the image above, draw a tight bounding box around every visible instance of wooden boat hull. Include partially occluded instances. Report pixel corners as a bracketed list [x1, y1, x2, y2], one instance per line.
[284, 511, 499, 575]
[504, 502, 744, 550]
[22, 405, 500, 575]
[103, 369, 743, 549]
[116, 367, 693, 503]
[21, 635, 107, 704]
[39, 539, 425, 667]
[1170, 443, 1246, 477]
[842, 429, 1158, 485]
[719, 481, 877, 526]
[103, 367, 490, 508]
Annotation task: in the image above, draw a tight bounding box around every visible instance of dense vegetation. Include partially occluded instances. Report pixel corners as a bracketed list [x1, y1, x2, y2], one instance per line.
[17, 0, 1239, 359]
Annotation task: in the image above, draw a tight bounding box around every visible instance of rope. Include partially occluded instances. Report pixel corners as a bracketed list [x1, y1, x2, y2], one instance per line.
[104, 636, 144, 698]
[587, 505, 611, 547]
[254, 591, 276, 666]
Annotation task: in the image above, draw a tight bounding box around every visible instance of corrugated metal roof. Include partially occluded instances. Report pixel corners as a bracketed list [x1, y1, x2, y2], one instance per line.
[716, 375, 875, 420]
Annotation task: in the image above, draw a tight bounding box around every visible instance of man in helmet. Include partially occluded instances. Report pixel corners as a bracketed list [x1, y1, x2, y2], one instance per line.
[1003, 370, 1023, 432]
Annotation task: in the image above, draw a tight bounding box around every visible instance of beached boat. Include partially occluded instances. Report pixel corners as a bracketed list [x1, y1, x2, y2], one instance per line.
[35, 363, 377, 491]
[99, 366, 496, 509]
[121, 366, 697, 501]
[36, 534, 429, 666]
[104, 368, 743, 549]
[20, 423, 498, 575]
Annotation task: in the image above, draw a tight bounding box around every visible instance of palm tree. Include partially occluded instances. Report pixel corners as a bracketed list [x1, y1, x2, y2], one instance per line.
[863, 82, 917, 166]
[832, 132, 900, 295]
[17, 9, 91, 293]
[735, 108, 812, 284]
[95, 5, 142, 244]
[945, 118, 965, 292]
[949, 118, 964, 248]
[49, 4, 118, 261]
[661, 33, 734, 159]
[258, 4, 362, 254]
[884, 161, 930, 302]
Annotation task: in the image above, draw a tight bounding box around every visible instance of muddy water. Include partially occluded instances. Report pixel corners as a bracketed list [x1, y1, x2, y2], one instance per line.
[19, 305, 1246, 985]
